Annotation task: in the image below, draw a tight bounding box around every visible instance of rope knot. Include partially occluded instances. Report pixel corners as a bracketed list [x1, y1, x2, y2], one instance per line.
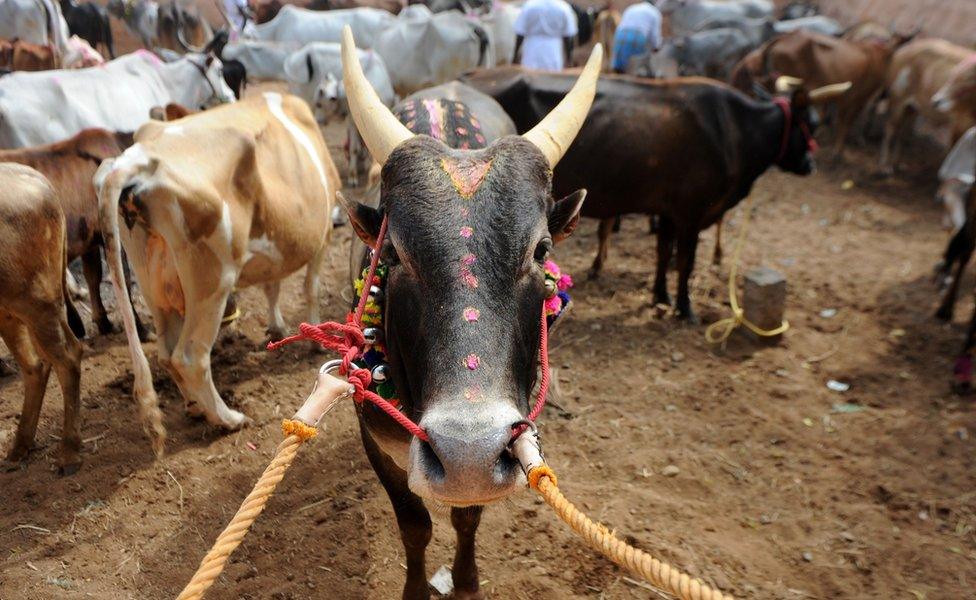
[281, 419, 318, 441]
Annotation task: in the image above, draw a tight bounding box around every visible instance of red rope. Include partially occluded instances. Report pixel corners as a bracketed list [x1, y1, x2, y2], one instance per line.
[267, 214, 554, 444]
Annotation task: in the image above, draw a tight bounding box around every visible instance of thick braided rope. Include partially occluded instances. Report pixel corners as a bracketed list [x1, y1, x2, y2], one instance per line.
[531, 470, 735, 600]
[176, 422, 314, 600]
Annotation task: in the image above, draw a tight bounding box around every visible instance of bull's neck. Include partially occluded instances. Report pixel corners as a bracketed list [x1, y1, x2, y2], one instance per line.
[739, 101, 787, 187]
[157, 59, 211, 107]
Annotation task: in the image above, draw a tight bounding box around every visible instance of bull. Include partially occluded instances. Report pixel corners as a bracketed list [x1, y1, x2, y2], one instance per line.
[336, 27, 597, 599]
[657, 0, 773, 35]
[246, 4, 395, 48]
[465, 68, 849, 321]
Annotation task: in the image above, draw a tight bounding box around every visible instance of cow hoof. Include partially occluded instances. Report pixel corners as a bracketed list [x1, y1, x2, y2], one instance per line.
[265, 328, 287, 345]
[59, 460, 82, 477]
[676, 309, 699, 325]
[4, 444, 30, 465]
[214, 410, 250, 431]
[935, 306, 953, 322]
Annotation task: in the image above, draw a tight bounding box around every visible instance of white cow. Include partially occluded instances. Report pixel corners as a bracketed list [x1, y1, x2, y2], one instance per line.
[477, 1, 518, 65]
[246, 5, 395, 48]
[374, 7, 491, 96]
[283, 42, 394, 186]
[0, 50, 235, 148]
[0, 0, 71, 54]
[222, 40, 301, 80]
[657, 0, 774, 35]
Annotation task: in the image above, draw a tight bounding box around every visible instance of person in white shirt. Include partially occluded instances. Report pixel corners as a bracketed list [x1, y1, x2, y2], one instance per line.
[613, 0, 662, 73]
[513, 0, 578, 71]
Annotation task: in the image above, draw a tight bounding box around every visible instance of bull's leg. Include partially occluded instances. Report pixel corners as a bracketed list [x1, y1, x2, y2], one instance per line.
[82, 245, 115, 335]
[27, 306, 83, 473]
[832, 103, 855, 158]
[878, 104, 905, 175]
[954, 300, 976, 393]
[303, 240, 327, 325]
[0, 314, 50, 464]
[361, 428, 432, 600]
[652, 216, 675, 307]
[588, 217, 615, 279]
[712, 217, 724, 266]
[936, 250, 972, 321]
[451, 506, 484, 599]
[674, 227, 701, 323]
[262, 282, 287, 342]
[890, 110, 917, 173]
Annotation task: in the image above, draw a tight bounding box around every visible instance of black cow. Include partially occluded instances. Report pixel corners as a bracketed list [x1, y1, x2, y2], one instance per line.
[336, 29, 599, 600]
[60, 0, 115, 58]
[464, 69, 848, 321]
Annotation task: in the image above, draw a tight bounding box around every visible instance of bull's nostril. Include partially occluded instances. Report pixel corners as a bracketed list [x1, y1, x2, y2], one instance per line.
[418, 440, 445, 483]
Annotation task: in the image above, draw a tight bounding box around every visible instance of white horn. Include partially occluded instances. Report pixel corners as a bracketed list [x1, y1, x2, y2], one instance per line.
[774, 75, 803, 93]
[341, 26, 413, 166]
[809, 81, 853, 103]
[523, 43, 603, 168]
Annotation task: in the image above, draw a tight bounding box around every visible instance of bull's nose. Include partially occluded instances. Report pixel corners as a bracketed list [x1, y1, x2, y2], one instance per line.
[409, 404, 525, 503]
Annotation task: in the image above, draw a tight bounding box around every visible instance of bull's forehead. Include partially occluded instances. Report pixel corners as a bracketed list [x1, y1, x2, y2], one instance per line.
[381, 136, 552, 269]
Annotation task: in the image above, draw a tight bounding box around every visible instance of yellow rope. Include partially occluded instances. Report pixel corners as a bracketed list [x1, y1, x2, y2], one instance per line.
[705, 200, 789, 345]
[529, 467, 736, 600]
[175, 419, 312, 600]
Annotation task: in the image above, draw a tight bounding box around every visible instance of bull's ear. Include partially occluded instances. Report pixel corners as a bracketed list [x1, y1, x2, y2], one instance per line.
[337, 191, 383, 246]
[549, 189, 586, 243]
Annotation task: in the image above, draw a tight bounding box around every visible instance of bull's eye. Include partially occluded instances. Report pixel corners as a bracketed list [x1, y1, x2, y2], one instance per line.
[533, 239, 552, 263]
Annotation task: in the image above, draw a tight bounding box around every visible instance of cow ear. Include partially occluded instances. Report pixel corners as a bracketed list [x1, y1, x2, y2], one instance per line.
[549, 189, 586, 243]
[337, 191, 384, 246]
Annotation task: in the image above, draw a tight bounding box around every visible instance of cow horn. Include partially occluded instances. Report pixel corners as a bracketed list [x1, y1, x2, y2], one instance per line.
[341, 26, 413, 166]
[523, 44, 603, 168]
[809, 81, 853, 103]
[774, 75, 803, 93]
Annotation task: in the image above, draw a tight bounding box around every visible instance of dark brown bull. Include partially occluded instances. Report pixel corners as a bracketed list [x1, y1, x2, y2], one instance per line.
[730, 30, 903, 156]
[0, 128, 150, 341]
[464, 68, 848, 321]
[1, 163, 85, 473]
[337, 28, 597, 599]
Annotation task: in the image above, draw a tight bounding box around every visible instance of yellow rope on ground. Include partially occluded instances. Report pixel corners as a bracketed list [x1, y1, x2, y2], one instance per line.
[705, 200, 789, 345]
[528, 467, 736, 600]
[175, 420, 313, 600]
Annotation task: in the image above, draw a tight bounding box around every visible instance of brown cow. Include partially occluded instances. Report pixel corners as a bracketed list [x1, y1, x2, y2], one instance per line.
[0, 129, 149, 341]
[731, 30, 902, 156]
[0, 38, 58, 71]
[879, 39, 975, 175]
[1, 163, 84, 473]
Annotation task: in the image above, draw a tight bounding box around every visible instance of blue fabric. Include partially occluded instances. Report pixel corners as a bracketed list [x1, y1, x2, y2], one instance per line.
[612, 28, 649, 71]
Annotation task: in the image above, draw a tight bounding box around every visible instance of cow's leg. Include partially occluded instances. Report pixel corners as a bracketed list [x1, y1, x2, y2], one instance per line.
[674, 226, 701, 323]
[169, 283, 245, 429]
[588, 217, 615, 279]
[0, 315, 50, 464]
[262, 282, 287, 342]
[937, 248, 972, 321]
[361, 428, 431, 600]
[82, 245, 114, 335]
[879, 103, 905, 175]
[652, 216, 675, 307]
[832, 103, 855, 158]
[303, 240, 327, 325]
[27, 306, 83, 473]
[451, 506, 484, 599]
[891, 110, 917, 172]
[712, 217, 723, 266]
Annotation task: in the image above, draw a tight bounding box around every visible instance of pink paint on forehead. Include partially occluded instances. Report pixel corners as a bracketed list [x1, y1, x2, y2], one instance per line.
[461, 253, 476, 266]
[422, 99, 445, 141]
[440, 157, 493, 199]
[465, 354, 481, 370]
[460, 226, 473, 238]
[463, 307, 480, 322]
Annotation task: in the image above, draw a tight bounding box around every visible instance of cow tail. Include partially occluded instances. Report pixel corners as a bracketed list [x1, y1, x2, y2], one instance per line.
[473, 24, 490, 68]
[97, 165, 167, 457]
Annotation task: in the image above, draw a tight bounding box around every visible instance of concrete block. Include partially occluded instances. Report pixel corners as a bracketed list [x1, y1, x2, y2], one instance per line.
[742, 266, 786, 344]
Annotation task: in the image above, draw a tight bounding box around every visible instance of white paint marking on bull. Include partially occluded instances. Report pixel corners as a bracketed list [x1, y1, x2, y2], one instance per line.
[891, 67, 911, 97]
[263, 92, 330, 194]
[247, 234, 284, 263]
[165, 125, 185, 136]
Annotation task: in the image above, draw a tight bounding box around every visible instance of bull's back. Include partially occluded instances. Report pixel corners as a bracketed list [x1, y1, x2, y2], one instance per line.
[888, 39, 970, 118]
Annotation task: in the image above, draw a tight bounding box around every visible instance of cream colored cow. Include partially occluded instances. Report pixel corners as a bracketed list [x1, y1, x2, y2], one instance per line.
[95, 93, 339, 454]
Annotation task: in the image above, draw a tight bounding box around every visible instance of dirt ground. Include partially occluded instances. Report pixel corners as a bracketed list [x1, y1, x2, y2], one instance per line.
[3, 13, 976, 600]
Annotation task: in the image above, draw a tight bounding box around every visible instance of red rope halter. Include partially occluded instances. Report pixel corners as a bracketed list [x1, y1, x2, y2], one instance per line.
[268, 215, 553, 443]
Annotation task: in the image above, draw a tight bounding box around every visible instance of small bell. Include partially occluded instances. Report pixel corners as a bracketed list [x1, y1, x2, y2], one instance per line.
[363, 327, 383, 345]
[368, 285, 384, 302]
[371, 364, 390, 383]
[544, 278, 557, 298]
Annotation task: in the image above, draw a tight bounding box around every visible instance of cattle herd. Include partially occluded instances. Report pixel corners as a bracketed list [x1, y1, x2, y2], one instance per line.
[1, 0, 975, 597]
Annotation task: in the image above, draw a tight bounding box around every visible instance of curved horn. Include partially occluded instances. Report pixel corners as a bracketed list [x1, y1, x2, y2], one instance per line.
[175, 7, 206, 53]
[341, 26, 412, 166]
[774, 75, 803, 93]
[523, 44, 602, 168]
[808, 81, 853, 103]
